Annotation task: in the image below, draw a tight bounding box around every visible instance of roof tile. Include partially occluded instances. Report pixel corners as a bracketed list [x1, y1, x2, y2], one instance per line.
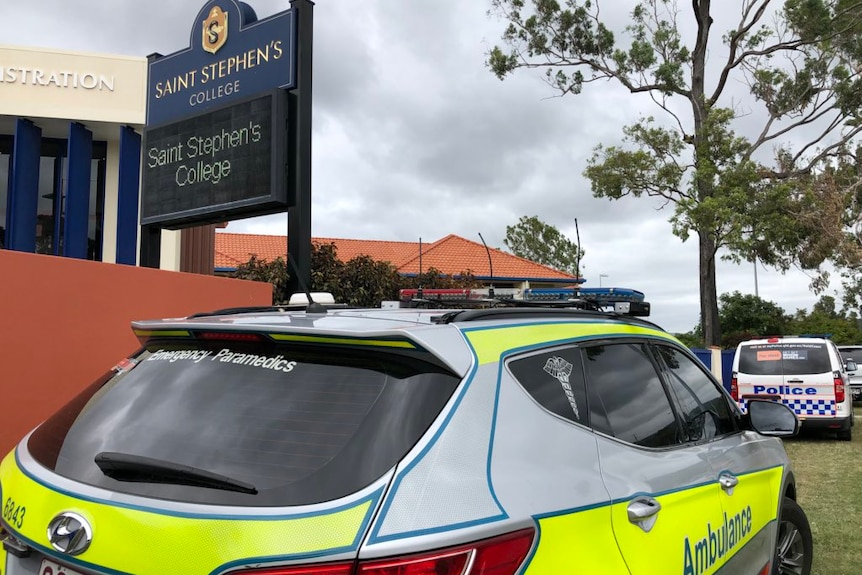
[215, 232, 578, 282]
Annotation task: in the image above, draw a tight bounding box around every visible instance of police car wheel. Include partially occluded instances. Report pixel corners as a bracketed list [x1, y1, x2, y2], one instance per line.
[773, 497, 812, 575]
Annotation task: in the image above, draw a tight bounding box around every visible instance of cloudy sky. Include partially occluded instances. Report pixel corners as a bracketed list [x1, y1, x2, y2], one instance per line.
[0, 0, 843, 333]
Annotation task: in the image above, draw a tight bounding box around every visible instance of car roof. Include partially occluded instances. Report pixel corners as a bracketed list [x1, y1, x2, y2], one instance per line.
[133, 305, 663, 334]
[131, 305, 669, 377]
[738, 336, 834, 346]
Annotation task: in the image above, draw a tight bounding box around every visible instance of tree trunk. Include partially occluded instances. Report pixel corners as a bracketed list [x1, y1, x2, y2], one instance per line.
[699, 231, 721, 346]
[690, 0, 720, 346]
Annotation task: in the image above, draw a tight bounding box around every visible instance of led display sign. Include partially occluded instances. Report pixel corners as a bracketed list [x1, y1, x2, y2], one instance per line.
[141, 91, 287, 228]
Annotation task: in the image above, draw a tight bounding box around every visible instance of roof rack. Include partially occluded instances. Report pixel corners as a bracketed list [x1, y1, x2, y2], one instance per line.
[186, 300, 351, 319]
[430, 306, 662, 330]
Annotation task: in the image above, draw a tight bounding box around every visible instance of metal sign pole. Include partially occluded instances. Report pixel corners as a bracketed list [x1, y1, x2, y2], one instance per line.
[287, 0, 314, 299]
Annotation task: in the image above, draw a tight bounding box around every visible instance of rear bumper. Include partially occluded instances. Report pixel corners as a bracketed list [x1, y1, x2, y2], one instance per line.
[800, 415, 852, 432]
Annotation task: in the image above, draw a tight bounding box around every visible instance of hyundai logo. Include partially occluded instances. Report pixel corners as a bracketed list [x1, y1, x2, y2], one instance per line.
[46, 512, 92, 555]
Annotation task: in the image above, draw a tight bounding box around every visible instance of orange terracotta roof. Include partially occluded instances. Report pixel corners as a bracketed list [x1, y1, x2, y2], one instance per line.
[215, 232, 579, 282]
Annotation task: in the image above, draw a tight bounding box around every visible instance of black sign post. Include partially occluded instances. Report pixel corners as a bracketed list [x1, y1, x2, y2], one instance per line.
[287, 0, 313, 297]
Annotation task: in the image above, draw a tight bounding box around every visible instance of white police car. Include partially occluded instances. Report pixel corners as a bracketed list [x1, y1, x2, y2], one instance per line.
[732, 336, 856, 440]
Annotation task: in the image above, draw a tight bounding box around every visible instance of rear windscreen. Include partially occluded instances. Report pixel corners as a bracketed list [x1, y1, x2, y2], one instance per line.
[28, 340, 460, 506]
[738, 343, 832, 376]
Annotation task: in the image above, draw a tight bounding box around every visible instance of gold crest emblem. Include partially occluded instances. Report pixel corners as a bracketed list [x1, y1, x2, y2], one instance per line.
[202, 6, 228, 55]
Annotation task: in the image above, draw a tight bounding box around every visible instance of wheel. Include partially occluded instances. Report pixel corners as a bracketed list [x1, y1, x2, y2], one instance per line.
[838, 428, 852, 441]
[773, 497, 813, 575]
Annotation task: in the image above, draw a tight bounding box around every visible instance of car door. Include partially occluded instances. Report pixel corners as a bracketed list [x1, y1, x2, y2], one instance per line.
[582, 341, 727, 575]
[654, 343, 784, 573]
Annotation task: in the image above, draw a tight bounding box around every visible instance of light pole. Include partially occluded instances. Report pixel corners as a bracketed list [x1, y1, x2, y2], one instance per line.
[753, 257, 759, 298]
[599, 274, 609, 287]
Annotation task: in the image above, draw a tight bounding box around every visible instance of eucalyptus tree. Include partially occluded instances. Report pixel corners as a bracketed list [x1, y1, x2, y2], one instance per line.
[489, 0, 862, 345]
[504, 215, 584, 275]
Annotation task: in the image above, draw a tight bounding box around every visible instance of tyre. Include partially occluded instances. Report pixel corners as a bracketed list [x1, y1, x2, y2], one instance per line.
[773, 497, 813, 575]
[838, 428, 852, 441]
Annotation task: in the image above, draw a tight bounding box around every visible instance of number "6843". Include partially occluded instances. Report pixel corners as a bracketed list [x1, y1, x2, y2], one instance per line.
[2, 496, 25, 529]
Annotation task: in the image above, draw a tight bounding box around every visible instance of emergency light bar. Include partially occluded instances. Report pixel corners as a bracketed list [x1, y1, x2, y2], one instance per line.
[399, 288, 522, 301]
[524, 287, 645, 304]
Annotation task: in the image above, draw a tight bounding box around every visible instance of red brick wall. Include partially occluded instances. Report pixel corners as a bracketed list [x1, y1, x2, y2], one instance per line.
[0, 250, 272, 453]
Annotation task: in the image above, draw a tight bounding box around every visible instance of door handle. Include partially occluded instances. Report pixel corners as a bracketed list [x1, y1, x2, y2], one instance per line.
[787, 379, 804, 384]
[719, 473, 739, 494]
[627, 496, 661, 532]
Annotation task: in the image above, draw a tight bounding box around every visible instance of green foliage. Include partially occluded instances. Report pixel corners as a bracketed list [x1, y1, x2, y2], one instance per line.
[488, 0, 862, 346]
[402, 267, 484, 290]
[309, 242, 403, 307]
[503, 215, 584, 275]
[673, 331, 704, 349]
[711, 292, 862, 347]
[718, 291, 789, 347]
[788, 296, 862, 344]
[232, 243, 482, 308]
[327, 255, 402, 308]
[232, 255, 290, 304]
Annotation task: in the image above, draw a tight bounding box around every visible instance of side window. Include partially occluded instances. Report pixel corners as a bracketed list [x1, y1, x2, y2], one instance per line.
[652, 345, 737, 442]
[583, 342, 683, 448]
[508, 346, 588, 426]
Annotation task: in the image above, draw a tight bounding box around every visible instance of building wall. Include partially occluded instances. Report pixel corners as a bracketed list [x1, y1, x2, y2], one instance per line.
[0, 44, 181, 268]
[0, 44, 147, 124]
[0, 250, 272, 453]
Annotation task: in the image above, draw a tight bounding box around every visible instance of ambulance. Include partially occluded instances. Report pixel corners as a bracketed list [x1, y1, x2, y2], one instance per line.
[1, 297, 812, 574]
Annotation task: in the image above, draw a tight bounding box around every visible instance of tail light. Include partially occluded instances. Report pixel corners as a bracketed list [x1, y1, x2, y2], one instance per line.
[358, 529, 535, 575]
[730, 374, 739, 401]
[834, 372, 845, 403]
[242, 528, 535, 575]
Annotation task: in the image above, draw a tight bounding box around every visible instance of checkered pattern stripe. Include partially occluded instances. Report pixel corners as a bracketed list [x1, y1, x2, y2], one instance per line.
[738, 398, 835, 416]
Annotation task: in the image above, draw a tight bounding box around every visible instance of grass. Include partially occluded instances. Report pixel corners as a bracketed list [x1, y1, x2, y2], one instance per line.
[782, 407, 862, 575]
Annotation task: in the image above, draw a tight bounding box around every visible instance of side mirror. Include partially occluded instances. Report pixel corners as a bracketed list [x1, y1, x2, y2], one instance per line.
[747, 400, 799, 437]
[846, 359, 858, 372]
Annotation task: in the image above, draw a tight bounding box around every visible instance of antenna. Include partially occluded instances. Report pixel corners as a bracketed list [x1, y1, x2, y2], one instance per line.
[286, 252, 327, 314]
[478, 232, 495, 299]
[574, 218, 581, 297]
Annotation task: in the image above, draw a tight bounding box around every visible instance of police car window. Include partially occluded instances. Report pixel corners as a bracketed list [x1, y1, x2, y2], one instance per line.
[652, 345, 736, 442]
[583, 342, 683, 448]
[738, 343, 832, 375]
[508, 346, 588, 426]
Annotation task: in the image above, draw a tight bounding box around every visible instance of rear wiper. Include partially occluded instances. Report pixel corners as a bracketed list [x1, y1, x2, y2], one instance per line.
[94, 452, 258, 495]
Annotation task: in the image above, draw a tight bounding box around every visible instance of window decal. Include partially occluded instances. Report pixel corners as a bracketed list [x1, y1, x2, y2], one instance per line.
[543, 356, 579, 419]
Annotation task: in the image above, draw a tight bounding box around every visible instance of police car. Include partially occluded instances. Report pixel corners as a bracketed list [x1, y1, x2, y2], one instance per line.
[1, 291, 812, 574]
[732, 336, 856, 440]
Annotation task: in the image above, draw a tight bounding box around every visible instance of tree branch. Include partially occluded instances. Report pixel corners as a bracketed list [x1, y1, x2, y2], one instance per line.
[710, 0, 775, 104]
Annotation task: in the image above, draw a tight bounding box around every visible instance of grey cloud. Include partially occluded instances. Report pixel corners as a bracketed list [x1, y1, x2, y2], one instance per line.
[2, 0, 840, 332]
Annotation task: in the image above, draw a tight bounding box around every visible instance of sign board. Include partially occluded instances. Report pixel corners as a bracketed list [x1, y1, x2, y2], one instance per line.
[141, 90, 287, 228]
[147, 0, 296, 126]
[142, 0, 298, 229]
